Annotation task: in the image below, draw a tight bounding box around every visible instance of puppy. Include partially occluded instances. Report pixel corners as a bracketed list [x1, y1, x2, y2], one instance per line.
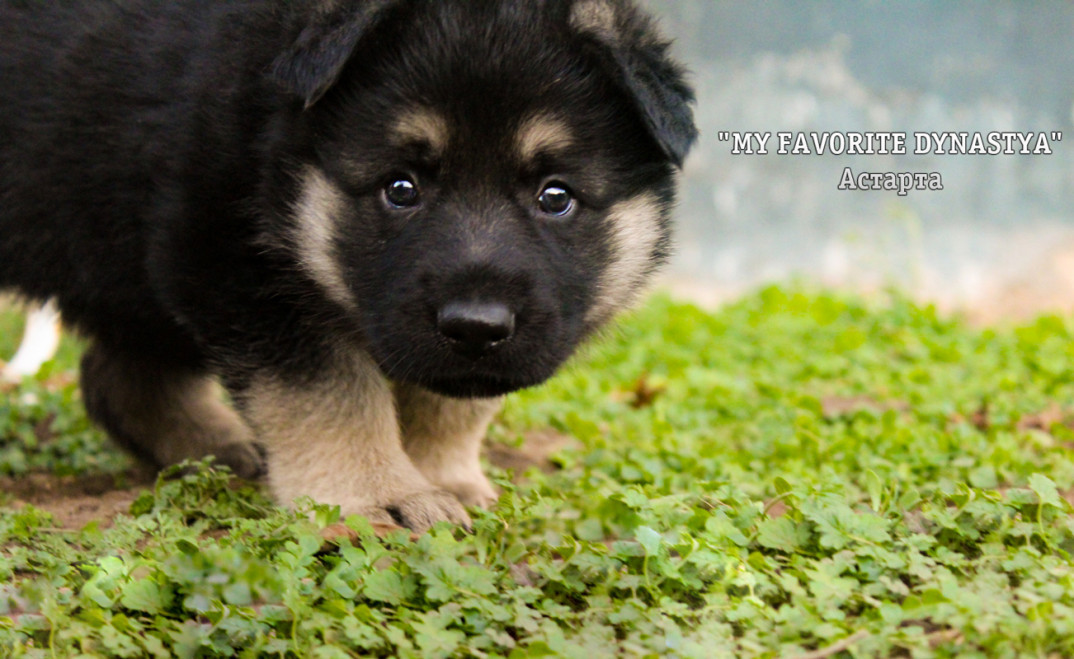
[1, 301, 62, 383]
[0, 0, 697, 530]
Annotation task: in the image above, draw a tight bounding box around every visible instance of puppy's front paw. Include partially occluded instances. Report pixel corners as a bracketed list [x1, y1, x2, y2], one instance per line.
[372, 489, 472, 533]
[213, 441, 267, 480]
[440, 475, 499, 509]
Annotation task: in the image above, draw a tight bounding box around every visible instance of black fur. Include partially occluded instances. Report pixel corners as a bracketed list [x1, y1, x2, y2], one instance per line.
[570, 0, 698, 166]
[1, 0, 695, 465]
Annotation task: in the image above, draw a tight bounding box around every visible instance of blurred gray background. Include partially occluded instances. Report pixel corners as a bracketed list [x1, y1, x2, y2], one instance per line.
[642, 1, 1074, 319]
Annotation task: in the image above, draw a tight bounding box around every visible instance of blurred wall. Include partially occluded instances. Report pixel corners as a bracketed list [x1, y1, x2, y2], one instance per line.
[643, 1, 1074, 317]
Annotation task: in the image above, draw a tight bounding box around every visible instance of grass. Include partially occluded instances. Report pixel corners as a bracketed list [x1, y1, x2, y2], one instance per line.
[2, 286, 1074, 657]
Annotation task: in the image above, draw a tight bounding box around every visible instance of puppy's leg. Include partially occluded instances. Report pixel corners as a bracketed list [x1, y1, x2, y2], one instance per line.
[80, 343, 264, 478]
[395, 383, 501, 508]
[2, 299, 62, 382]
[238, 350, 471, 532]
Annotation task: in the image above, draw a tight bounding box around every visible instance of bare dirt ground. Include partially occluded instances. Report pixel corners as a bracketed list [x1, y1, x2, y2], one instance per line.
[0, 468, 155, 530]
[1, 431, 576, 531]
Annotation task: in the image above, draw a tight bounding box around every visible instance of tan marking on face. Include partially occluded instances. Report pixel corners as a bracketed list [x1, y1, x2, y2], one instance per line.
[516, 115, 575, 163]
[586, 192, 664, 325]
[392, 108, 450, 154]
[292, 167, 357, 312]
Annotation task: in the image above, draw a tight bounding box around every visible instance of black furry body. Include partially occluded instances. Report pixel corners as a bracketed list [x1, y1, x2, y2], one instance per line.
[3, 1, 347, 381]
[3, 3, 285, 365]
[0, 0, 695, 515]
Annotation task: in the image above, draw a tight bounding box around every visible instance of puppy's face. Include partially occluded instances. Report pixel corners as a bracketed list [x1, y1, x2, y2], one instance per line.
[279, 0, 693, 398]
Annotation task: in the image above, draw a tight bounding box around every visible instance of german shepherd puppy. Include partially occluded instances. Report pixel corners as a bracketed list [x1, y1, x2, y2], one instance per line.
[0, 0, 696, 530]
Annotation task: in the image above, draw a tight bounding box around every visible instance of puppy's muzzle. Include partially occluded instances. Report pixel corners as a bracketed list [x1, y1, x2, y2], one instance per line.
[437, 300, 515, 355]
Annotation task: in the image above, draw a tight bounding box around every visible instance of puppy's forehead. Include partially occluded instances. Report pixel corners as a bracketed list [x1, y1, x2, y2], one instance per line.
[515, 114, 575, 163]
[387, 106, 578, 167]
[391, 108, 450, 155]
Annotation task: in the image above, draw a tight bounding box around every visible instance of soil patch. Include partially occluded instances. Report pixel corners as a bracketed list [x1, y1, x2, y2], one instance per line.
[485, 429, 578, 473]
[1, 429, 575, 530]
[1, 467, 155, 530]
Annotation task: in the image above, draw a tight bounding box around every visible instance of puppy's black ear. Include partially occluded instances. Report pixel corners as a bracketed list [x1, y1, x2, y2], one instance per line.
[570, 0, 698, 167]
[272, 0, 402, 108]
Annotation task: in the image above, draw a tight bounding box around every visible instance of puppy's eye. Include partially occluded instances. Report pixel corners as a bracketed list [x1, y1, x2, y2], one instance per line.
[537, 183, 574, 216]
[383, 177, 420, 208]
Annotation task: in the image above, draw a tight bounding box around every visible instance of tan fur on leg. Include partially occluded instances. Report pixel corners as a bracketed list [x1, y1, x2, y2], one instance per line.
[241, 350, 471, 531]
[395, 383, 501, 508]
[80, 344, 263, 479]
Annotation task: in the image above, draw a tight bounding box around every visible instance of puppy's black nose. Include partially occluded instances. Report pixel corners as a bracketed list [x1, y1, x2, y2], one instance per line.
[437, 301, 515, 351]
